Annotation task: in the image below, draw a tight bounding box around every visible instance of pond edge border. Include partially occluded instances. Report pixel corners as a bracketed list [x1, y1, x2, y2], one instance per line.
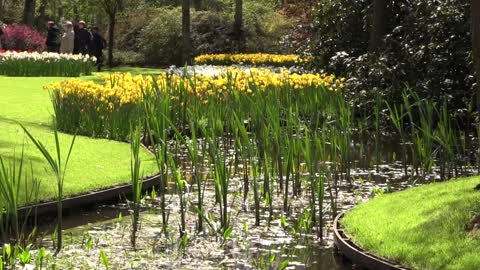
[333, 211, 411, 270]
[18, 174, 161, 217]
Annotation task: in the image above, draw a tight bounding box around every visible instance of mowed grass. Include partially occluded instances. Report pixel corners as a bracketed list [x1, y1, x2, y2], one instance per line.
[0, 74, 158, 204]
[343, 177, 480, 270]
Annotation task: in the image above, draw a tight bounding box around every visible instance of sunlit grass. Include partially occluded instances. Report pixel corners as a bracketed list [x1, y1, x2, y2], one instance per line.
[0, 74, 158, 204]
[343, 177, 480, 270]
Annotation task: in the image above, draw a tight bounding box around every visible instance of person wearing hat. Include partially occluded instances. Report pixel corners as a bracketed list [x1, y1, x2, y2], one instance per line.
[46, 21, 61, 53]
[73, 20, 91, 55]
[60, 21, 75, 54]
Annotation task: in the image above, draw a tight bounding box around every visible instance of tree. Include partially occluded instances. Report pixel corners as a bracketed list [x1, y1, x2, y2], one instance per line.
[368, 0, 386, 52]
[37, 0, 48, 31]
[23, 0, 36, 26]
[99, 0, 123, 67]
[0, 0, 5, 21]
[233, 0, 244, 52]
[182, 0, 192, 64]
[472, 0, 480, 110]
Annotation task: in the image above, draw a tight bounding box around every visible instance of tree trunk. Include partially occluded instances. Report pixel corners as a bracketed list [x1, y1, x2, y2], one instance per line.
[182, 0, 192, 65]
[233, 0, 245, 52]
[0, 0, 4, 21]
[23, 0, 36, 26]
[107, 14, 115, 67]
[37, 0, 47, 31]
[368, 0, 387, 53]
[472, 0, 480, 111]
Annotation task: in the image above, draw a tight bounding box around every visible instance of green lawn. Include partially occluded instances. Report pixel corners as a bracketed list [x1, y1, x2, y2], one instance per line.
[343, 177, 480, 270]
[0, 72, 159, 204]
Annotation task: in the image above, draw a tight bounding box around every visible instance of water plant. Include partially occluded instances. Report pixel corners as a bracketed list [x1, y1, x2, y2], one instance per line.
[21, 120, 76, 252]
[0, 150, 40, 245]
[130, 125, 143, 248]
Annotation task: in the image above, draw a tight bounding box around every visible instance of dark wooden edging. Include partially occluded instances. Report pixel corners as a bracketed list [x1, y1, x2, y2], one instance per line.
[17, 174, 161, 217]
[333, 211, 411, 270]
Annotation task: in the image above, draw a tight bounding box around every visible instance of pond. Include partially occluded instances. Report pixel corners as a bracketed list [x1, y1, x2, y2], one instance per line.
[28, 139, 466, 269]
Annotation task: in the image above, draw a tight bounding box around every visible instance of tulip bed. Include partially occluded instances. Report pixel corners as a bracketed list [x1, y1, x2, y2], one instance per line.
[0, 75, 158, 204]
[194, 53, 313, 67]
[48, 68, 345, 140]
[0, 50, 96, 77]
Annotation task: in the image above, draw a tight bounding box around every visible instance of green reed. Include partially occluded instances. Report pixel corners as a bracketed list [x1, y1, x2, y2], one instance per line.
[130, 125, 143, 248]
[167, 151, 187, 237]
[21, 119, 76, 252]
[434, 101, 457, 180]
[143, 85, 170, 236]
[387, 103, 408, 176]
[374, 94, 382, 173]
[0, 150, 40, 246]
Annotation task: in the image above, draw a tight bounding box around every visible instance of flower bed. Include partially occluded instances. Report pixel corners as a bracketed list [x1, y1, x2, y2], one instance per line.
[194, 53, 313, 67]
[0, 24, 46, 52]
[0, 51, 96, 77]
[47, 68, 344, 140]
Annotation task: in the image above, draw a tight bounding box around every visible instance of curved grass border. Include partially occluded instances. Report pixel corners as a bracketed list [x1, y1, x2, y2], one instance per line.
[334, 211, 411, 270]
[18, 174, 161, 217]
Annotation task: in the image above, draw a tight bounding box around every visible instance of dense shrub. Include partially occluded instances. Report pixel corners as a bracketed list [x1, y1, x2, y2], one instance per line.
[138, 8, 183, 66]
[191, 11, 235, 55]
[0, 24, 46, 52]
[311, 0, 472, 110]
[130, 3, 295, 66]
[242, 1, 293, 53]
[113, 50, 145, 66]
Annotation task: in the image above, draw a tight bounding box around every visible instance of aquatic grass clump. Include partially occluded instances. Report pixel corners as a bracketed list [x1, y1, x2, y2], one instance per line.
[21, 120, 76, 252]
[0, 150, 40, 246]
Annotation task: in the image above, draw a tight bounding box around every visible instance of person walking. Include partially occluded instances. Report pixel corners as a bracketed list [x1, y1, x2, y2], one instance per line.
[89, 26, 107, 71]
[46, 21, 61, 53]
[73, 20, 91, 55]
[60, 21, 75, 54]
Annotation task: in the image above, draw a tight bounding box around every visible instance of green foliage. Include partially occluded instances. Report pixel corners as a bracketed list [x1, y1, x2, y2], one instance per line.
[138, 7, 183, 66]
[21, 120, 76, 252]
[112, 50, 145, 66]
[311, 0, 472, 112]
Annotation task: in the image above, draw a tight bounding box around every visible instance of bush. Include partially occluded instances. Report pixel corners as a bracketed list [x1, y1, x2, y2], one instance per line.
[0, 24, 46, 52]
[113, 50, 145, 66]
[243, 1, 294, 53]
[138, 8, 183, 66]
[310, 0, 472, 111]
[135, 4, 296, 66]
[191, 11, 235, 55]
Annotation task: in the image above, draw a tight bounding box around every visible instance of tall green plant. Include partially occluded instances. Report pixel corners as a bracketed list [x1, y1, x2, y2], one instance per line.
[20, 120, 76, 252]
[130, 125, 143, 248]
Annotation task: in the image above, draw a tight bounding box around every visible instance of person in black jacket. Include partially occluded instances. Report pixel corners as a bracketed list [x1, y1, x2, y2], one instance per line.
[46, 21, 61, 53]
[73, 20, 91, 55]
[89, 27, 107, 71]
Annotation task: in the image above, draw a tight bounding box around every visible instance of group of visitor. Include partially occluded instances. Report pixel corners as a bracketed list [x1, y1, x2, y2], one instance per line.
[46, 20, 106, 71]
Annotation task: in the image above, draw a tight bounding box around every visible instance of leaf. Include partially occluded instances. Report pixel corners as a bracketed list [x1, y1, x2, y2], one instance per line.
[279, 259, 289, 270]
[100, 250, 109, 270]
[269, 254, 276, 264]
[223, 226, 233, 240]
